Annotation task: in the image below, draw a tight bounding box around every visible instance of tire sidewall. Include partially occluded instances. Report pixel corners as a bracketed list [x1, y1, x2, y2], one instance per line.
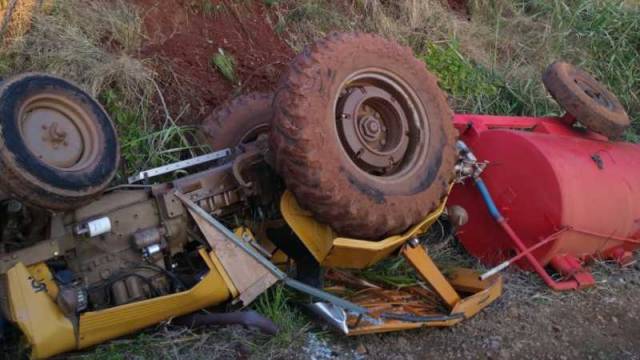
[547, 62, 628, 127]
[0, 74, 119, 195]
[203, 92, 273, 151]
[284, 40, 452, 199]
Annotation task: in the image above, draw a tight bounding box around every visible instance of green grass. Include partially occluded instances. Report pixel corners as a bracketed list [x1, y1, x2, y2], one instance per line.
[274, 0, 639, 139]
[196, 0, 225, 16]
[75, 334, 155, 360]
[211, 48, 238, 84]
[0, 1, 210, 181]
[252, 284, 309, 357]
[100, 89, 206, 180]
[470, 0, 640, 138]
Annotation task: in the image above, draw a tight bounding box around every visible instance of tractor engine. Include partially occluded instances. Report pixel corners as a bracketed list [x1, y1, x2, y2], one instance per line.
[0, 153, 279, 314]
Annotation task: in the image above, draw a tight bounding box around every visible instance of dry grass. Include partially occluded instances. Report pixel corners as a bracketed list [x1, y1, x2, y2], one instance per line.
[0, 0, 51, 43]
[3, 0, 153, 108]
[275, 0, 639, 135]
[0, 0, 206, 178]
[272, 0, 488, 57]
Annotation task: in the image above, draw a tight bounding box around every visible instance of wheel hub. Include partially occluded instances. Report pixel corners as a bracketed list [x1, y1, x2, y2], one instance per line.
[336, 81, 418, 176]
[574, 75, 614, 111]
[19, 95, 98, 170]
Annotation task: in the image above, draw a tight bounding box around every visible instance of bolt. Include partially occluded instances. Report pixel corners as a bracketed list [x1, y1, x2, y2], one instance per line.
[6, 200, 22, 213]
[361, 116, 382, 140]
[366, 120, 380, 133]
[48, 122, 67, 143]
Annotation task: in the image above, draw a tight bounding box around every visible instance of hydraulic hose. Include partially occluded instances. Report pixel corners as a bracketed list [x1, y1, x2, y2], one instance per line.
[473, 172, 578, 291]
[173, 310, 279, 335]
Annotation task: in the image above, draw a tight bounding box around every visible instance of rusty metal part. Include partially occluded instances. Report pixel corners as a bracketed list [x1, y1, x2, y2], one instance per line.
[232, 147, 264, 188]
[173, 310, 279, 335]
[19, 94, 99, 171]
[133, 227, 164, 249]
[542, 61, 630, 138]
[336, 79, 419, 177]
[56, 286, 88, 316]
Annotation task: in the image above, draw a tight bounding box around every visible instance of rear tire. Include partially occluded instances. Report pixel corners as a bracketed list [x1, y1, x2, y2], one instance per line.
[543, 61, 629, 139]
[0, 73, 119, 211]
[201, 92, 273, 150]
[271, 32, 456, 240]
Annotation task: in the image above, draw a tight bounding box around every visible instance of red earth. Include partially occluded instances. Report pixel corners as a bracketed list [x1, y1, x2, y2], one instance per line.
[446, 0, 470, 18]
[132, 0, 293, 123]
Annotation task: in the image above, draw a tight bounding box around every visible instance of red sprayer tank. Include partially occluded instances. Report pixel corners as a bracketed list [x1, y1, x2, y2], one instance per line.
[449, 114, 640, 289]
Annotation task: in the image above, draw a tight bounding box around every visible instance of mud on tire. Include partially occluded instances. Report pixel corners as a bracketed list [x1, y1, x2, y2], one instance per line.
[543, 61, 630, 139]
[201, 92, 273, 150]
[270, 32, 457, 240]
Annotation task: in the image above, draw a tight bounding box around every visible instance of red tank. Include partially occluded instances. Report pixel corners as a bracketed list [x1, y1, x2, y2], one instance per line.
[449, 114, 640, 287]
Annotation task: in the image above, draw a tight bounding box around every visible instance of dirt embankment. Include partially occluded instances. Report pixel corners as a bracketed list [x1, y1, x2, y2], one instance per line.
[132, 0, 293, 122]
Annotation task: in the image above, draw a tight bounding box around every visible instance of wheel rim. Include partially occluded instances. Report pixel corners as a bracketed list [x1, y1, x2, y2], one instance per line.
[237, 123, 270, 146]
[335, 69, 426, 177]
[573, 71, 615, 111]
[18, 94, 100, 171]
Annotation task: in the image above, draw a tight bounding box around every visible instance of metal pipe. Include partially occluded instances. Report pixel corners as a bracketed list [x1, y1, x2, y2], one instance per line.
[480, 227, 570, 280]
[568, 227, 640, 245]
[473, 176, 578, 291]
[173, 310, 279, 335]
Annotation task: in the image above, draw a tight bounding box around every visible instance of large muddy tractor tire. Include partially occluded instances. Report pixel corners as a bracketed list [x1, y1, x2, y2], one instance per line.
[202, 92, 273, 150]
[543, 61, 630, 139]
[0, 73, 120, 211]
[270, 32, 457, 240]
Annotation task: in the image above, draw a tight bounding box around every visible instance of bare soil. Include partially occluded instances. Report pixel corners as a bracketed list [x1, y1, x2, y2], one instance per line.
[133, 0, 293, 122]
[312, 267, 640, 360]
[122, 2, 640, 359]
[445, 0, 470, 18]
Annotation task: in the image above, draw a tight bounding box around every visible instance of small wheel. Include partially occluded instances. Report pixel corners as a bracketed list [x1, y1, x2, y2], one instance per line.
[543, 61, 630, 138]
[0, 73, 120, 210]
[201, 92, 273, 150]
[271, 32, 457, 240]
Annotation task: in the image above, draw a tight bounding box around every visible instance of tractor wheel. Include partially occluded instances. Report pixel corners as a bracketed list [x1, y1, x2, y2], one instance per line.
[271, 32, 457, 240]
[0, 73, 119, 211]
[202, 92, 273, 150]
[543, 61, 629, 139]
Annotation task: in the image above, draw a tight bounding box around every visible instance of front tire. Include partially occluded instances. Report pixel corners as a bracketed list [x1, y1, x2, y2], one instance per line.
[0, 73, 119, 210]
[271, 33, 456, 240]
[543, 61, 630, 139]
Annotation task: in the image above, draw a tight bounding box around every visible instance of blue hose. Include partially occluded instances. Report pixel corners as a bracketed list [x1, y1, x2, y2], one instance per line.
[474, 177, 503, 222]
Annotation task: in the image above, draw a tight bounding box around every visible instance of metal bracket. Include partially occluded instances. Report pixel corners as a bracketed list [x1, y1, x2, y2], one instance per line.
[174, 191, 369, 314]
[128, 149, 232, 184]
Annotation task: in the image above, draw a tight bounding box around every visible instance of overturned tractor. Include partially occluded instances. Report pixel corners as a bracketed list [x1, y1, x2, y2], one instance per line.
[0, 33, 635, 359]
